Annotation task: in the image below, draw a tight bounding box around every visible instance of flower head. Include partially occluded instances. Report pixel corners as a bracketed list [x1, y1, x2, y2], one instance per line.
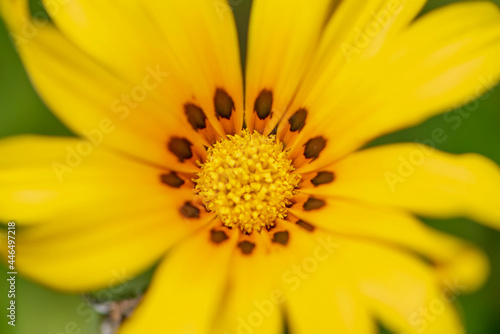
[195, 130, 301, 233]
[1, 0, 500, 333]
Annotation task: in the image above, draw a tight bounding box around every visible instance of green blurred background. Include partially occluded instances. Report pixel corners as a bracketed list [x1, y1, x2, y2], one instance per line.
[1, 0, 499, 333]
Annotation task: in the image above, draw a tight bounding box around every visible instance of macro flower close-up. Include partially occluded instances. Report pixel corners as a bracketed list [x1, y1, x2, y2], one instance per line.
[1, 0, 500, 333]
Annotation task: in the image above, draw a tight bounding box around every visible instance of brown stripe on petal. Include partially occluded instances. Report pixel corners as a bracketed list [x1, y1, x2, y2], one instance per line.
[168, 137, 193, 162]
[254, 90, 273, 120]
[311, 171, 335, 186]
[303, 197, 326, 211]
[288, 108, 307, 132]
[272, 231, 289, 245]
[214, 88, 234, 119]
[238, 241, 255, 255]
[184, 103, 207, 130]
[210, 229, 229, 244]
[160, 172, 185, 188]
[180, 202, 200, 218]
[296, 220, 315, 232]
[303, 137, 326, 160]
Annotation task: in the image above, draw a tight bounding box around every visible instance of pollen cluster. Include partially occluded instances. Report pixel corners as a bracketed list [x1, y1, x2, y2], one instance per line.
[195, 130, 301, 233]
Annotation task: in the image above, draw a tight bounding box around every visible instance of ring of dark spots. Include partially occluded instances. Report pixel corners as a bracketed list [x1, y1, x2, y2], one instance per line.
[288, 108, 307, 132]
[210, 229, 229, 244]
[303, 137, 327, 160]
[303, 197, 326, 211]
[168, 137, 193, 162]
[180, 202, 200, 218]
[184, 103, 207, 130]
[296, 220, 315, 232]
[272, 231, 289, 245]
[254, 90, 273, 119]
[160, 172, 185, 188]
[311, 171, 335, 186]
[214, 88, 234, 119]
[238, 241, 256, 255]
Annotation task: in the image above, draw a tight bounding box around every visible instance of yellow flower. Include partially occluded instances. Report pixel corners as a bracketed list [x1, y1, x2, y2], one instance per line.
[1, 0, 500, 333]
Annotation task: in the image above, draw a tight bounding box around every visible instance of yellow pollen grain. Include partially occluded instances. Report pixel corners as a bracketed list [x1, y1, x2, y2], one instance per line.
[195, 130, 301, 233]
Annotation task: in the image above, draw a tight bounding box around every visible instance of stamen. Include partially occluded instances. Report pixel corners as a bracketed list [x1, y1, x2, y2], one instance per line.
[195, 130, 301, 233]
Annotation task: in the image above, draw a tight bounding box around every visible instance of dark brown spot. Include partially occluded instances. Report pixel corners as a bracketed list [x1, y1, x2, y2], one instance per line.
[254, 90, 273, 119]
[269, 124, 279, 136]
[214, 88, 234, 119]
[303, 137, 327, 160]
[180, 202, 200, 218]
[303, 197, 326, 211]
[168, 137, 193, 162]
[184, 104, 207, 130]
[265, 224, 276, 232]
[210, 229, 229, 244]
[160, 172, 185, 188]
[288, 108, 307, 132]
[238, 241, 255, 255]
[272, 231, 289, 245]
[296, 220, 315, 232]
[311, 171, 335, 186]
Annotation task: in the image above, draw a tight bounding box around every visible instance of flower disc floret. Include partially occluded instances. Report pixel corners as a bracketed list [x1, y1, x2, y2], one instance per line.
[195, 130, 301, 233]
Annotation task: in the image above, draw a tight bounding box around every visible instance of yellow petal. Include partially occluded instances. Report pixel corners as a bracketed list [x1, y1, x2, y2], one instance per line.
[0, 136, 195, 224]
[214, 239, 283, 334]
[39, 0, 243, 135]
[302, 0, 426, 82]
[1, 0, 243, 169]
[302, 143, 500, 229]
[288, 282, 375, 334]
[279, 2, 500, 172]
[270, 225, 467, 334]
[268, 0, 425, 136]
[140, 0, 244, 135]
[1, 204, 207, 292]
[0, 136, 209, 291]
[343, 240, 465, 334]
[245, 0, 332, 133]
[285, 228, 376, 334]
[119, 225, 237, 334]
[39, 0, 170, 84]
[291, 198, 489, 291]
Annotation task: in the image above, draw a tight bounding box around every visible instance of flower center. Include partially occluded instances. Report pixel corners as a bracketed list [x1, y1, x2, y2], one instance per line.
[195, 130, 301, 233]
